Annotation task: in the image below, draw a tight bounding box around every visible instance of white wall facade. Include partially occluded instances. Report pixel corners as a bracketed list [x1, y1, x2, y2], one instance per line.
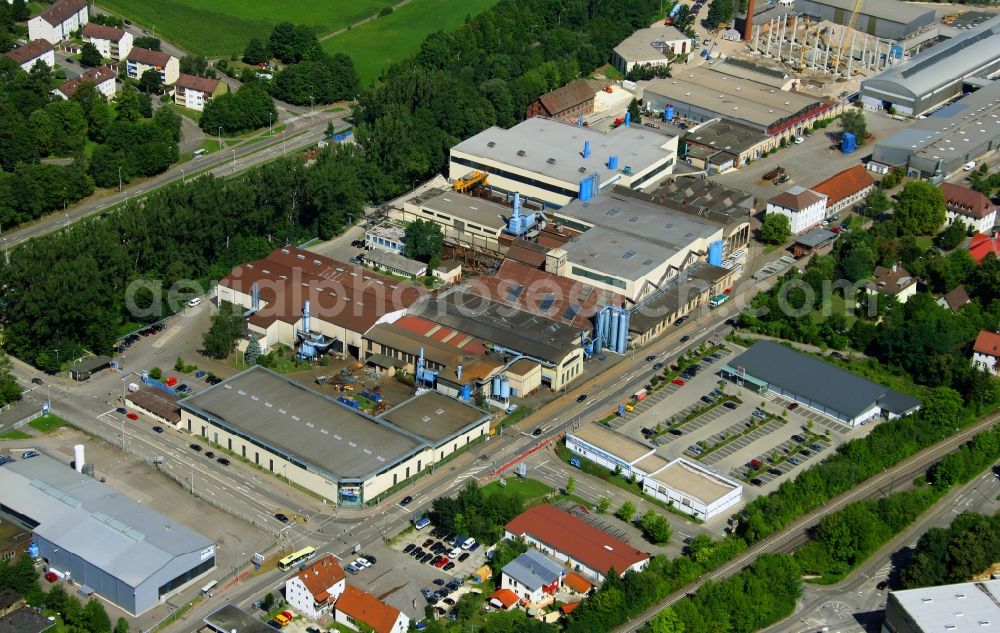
[972, 351, 999, 376]
[641, 471, 742, 521]
[335, 607, 409, 633]
[947, 208, 997, 235]
[28, 4, 88, 44]
[87, 30, 132, 60]
[826, 182, 875, 216]
[503, 532, 648, 583]
[16, 48, 54, 71]
[766, 197, 827, 234]
[500, 572, 550, 604]
[284, 575, 344, 620]
[565, 433, 648, 478]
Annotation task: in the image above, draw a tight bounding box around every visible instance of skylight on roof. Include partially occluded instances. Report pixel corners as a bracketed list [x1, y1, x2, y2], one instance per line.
[539, 295, 555, 310]
[623, 250, 636, 260]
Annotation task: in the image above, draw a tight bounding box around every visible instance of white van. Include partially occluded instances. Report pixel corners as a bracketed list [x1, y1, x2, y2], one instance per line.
[964, 161, 977, 171]
[187, 297, 202, 307]
[192, 149, 206, 158]
[461, 537, 476, 550]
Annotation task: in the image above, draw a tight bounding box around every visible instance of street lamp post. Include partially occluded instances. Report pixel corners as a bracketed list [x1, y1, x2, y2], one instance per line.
[231, 149, 236, 173]
[180, 168, 185, 182]
[217, 127, 222, 151]
[269, 112, 272, 135]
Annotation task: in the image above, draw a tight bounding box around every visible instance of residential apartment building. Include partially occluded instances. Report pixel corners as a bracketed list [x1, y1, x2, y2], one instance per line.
[81, 23, 133, 61]
[173, 73, 227, 111]
[126, 47, 179, 86]
[55, 65, 116, 100]
[334, 585, 409, 633]
[940, 182, 997, 234]
[3, 39, 53, 70]
[766, 186, 828, 234]
[28, 0, 88, 44]
[810, 165, 875, 217]
[867, 264, 918, 304]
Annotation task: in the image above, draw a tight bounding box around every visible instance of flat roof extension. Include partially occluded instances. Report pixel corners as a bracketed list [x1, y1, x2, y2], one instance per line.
[380, 391, 491, 445]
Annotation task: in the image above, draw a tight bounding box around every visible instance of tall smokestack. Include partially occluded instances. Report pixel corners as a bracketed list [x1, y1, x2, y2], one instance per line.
[743, 0, 757, 41]
[74, 445, 84, 472]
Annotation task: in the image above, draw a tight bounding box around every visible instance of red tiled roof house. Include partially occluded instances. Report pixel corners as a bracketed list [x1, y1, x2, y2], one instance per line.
[972, 330, 1000, 376]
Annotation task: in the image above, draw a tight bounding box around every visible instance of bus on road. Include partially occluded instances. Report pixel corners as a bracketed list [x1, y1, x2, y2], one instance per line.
[278, 546, 316, 571]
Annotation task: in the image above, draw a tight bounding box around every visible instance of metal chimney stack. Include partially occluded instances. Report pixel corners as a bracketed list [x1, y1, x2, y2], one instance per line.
[743, 0, 757, 41]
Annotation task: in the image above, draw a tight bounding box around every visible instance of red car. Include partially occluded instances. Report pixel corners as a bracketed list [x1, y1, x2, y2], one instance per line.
[671, 378, 686, 386]
[44, 572, 58, 583]
[434, 556, 450, 568]
[126, 412, 139, 421]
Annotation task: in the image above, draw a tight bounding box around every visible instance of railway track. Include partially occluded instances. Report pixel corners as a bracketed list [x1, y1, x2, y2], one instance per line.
[616, 410, 1000, 632]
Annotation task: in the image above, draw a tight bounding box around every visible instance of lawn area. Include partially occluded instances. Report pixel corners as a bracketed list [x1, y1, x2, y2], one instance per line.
[481, 477, 553, 504]
[29, 414, 68, 434]
[97, 0, 397, 56]
[0, 429, 32, 440]
[811, 292, 856, 326]
[323, 0, 500, 87]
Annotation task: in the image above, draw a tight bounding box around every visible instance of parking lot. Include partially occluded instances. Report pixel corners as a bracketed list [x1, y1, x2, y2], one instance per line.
[362, 522, 490, 622]
[590, 342, 873, 499]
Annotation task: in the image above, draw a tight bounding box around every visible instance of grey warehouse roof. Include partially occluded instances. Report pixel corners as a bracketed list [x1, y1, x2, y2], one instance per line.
[0, 454, 214, 587]
[380, 390, 491, 445]
[726, 341, 921, 418]
[798, 0, 934, 24]
[795, 228, 838, 248]
[889, 580, 1000, 633]
[405, 189, 508, 231]
[554, 190, 723, 280]
[181, 366, 426, 480]
[875, 80, 1000, 166]
[613, 26, 689, 63]
[502, 550, 564, 592]
[451, 118, 678, 187]
[362, 250, 426, 277]
[861, 15, 1000, 101]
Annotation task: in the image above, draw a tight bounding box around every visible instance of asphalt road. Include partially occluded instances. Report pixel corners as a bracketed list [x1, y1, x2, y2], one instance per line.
[0, 109, 349, 252]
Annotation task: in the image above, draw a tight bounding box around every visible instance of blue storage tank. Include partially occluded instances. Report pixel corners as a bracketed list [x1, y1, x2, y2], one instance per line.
[890, 44, 903, 60]
[28, 543, 39, 559]
[499, 380, 511, 399]
[579, 177, 592, 202]
[608, 155, 619, 170]
[616, 309, 629, 354]
[707, 240, 724, 266]
[459, 385, 471, 400]
[608, 309, 621, 352]
[841, 132, 857, 154]
[664, 105, 675, 121]
[624, 112, 631, 128]
[492, 375, 501, 396]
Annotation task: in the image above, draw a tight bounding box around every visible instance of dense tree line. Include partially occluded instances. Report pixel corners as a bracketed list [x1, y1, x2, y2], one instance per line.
[0, 556, 125, 632]
[429, 481, 525, 544]
[901, 512, 1000, 589]
[202, 301, 246, 359]
[352, 0, 660, 195]
[0, 58, 180, 227]
[200, 84, 277, 135]
[1, 144, 376, 368]
[0, 0, 28, 53]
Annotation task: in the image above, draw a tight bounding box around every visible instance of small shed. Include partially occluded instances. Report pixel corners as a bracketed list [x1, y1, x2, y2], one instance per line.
[791, 228, 837, 258]
[68, 355, 112, 381]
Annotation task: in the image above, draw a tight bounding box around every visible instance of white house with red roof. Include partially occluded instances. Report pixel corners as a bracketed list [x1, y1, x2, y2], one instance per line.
[284, 555, 346, 619]
[968, 233, 1000, 264]
[504, 504, 650, 582]
[3, 39, 53, 71]
[28, 0, 88, 44]
[81, 23, 133, 61]
[810, 165, 875, 217]
[334, 585, 409, 633]
[972, 330, 1000, 375]
[940, 182, 997, 234]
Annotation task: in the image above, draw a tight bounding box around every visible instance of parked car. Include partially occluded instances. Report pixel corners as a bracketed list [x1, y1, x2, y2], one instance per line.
[787, 456, 801, 465]
[345, 563, 359, 574]
[274, 513, 289, 523]
[31, 377, 43, 385]
[470, 542, 481, 552]
[458, 552, 470, 562]
[645, 355, 657, 362]
[152, 426, 164, 433]
[669, 429, 683, 436]
[700, 395, 713, 404]
[435, 557, 450, 568]
[195, 370, 207, 379]
[723, 402, 738, 410]
[176, 384, 192, 394]
[355, 557, 371, 569]
[422, 539, 434, 548]
[791, 434, 806, 443]
[787, 402, 799, 410]
[653, 362, 664, 371]
[126, 412, 139, 420]
[749, 459, 763, 469]
[672, 378, 686, 386]
[576, 394, 588, 403]
[217, 457, 230, 466]
[205, 451, 215, 459]
[22, 450, 39, 459]
[443, 562, 456, 571]
[810, 443, 824, 452]
[189, 443, 202, 452]
[404, 544, 416, 554]
[432, 579, 445, 586]
[400, 495, 413, 506]
[533, 428, 542, 436]
[680, 335, 691, 342]
[421, 552, 434, 564]
[768, 468, 783, 476]
[750, 478, 764, 486]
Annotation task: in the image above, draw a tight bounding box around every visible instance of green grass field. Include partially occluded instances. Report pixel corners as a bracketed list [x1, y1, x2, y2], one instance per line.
[0, 429, 32, 440]
[323, 0, 499, 86]
[97, 0, 397, 56]
[29, 414, 68, 434]
[481, 477, 553, 504]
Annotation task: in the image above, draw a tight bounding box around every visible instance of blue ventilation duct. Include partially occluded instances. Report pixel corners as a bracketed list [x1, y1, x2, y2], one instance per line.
[609, 309, 620, 351]
[708, 240, 724, 266]
[579, 177, 593, 202]
[624, 112, 631, 128]
[608, 155, 619, 170]
[459, 384, 471, 400]
[616, 308, 629, 354]
[583, 140, 591, 158]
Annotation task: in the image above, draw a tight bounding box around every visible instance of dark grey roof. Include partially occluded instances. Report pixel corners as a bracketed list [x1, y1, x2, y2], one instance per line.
[795, 228, 838, 248]
[68, 355, 112, 375]
[203, 604, 274, 633]
[0, 607, 55, 633]
[727, 341, 921, 418]
[877, 389, 922, 416]
[415, 289, 585, 365]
